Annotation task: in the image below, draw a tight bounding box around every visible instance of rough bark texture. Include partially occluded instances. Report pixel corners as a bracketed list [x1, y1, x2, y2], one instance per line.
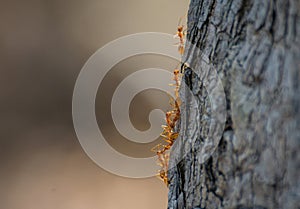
[168, 0, 300, 209]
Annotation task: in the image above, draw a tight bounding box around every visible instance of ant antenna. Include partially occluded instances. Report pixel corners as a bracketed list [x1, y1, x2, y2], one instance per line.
[178, 14, 187, 26]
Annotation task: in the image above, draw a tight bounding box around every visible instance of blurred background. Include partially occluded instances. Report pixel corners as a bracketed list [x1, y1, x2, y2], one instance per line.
[0, 0, 189, 209]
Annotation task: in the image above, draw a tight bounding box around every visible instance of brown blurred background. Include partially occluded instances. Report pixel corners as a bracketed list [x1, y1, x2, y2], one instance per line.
[0, 0, 189, 209]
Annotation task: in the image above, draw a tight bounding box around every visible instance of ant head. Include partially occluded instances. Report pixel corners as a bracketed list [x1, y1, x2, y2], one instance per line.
[159, 170, 166, 177]
[174, 69, 180, 75]
[177, 26, 183, 32]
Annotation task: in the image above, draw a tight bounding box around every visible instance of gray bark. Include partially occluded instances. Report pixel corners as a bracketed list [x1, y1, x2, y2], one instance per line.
[168, 0, 300, 209]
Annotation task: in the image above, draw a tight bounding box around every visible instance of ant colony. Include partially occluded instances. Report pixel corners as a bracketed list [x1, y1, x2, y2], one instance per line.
[151, 18, 186, 186]
[151, 69, 181, 186]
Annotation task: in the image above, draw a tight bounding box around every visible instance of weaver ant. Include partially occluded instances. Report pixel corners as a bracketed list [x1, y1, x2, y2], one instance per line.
[151, 68, 182, 186]
[174, 16, 187, 55]
[151, 15, 187, 186]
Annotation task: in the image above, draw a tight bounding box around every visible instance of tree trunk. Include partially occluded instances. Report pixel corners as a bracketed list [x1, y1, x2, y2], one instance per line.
[168, 0, 300, 209]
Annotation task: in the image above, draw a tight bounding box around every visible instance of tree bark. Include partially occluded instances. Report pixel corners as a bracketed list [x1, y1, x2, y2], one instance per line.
[168, 0, 300, 209]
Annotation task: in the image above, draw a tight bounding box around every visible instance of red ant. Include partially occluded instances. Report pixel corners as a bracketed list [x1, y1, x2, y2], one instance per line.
[151, 68, 182, 186]
[174, 16, 187, 55]
[151, 16, 186, 186]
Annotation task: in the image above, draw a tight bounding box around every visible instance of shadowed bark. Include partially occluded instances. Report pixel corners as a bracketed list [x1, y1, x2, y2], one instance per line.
[168, 0, 300, 208]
